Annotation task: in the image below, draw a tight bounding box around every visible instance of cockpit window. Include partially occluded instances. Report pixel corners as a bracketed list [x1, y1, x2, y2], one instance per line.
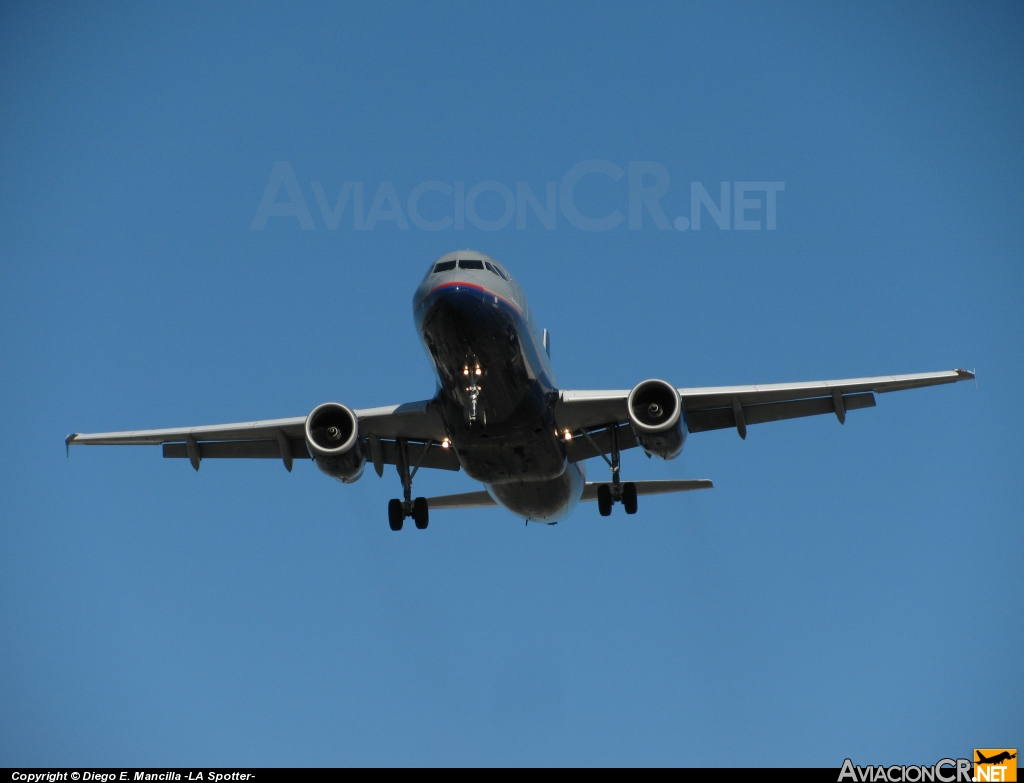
[485, 262, 509, 281]
[432, 260, 456, 273]
[458, 259, 484, 270]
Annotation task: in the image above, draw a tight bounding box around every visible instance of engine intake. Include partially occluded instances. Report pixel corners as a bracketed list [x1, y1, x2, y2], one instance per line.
[627, 379, 686, 460]
[305, 402, 365, 483]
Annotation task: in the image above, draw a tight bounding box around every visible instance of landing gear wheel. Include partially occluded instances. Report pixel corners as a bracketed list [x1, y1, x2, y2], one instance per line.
[413, 497, 429, 529]
[622, 482, 638, 515]
[597, 484, 613, 516]
[388, 499, 404, 531]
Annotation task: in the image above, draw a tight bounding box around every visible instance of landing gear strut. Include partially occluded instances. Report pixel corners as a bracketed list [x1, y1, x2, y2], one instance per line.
[388, 439, 431, 530]
[587, 425, 637, 516]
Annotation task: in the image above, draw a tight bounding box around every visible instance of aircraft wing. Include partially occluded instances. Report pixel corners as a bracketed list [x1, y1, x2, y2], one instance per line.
[556, 369, 974, 460]
[66, 398, 458, 472]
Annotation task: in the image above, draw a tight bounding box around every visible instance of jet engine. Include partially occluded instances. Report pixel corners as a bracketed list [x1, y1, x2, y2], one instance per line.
[305, 402, 365, 483]
[627, 379, 686, 460]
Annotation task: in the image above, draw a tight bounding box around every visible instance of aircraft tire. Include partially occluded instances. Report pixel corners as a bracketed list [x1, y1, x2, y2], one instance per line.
[413, 497, 429, 529]
[388, 499, 404, 531]
[622, 482, 638, 515]
[597, 484, 612, 516]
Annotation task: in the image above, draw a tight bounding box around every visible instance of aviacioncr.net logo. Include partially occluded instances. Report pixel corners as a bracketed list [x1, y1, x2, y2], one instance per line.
[974, 749, 1017, 782]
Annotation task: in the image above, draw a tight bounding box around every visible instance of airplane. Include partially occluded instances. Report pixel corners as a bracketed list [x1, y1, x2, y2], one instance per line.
[976, 752, 1016, 765]
[66, 250, 975, 529]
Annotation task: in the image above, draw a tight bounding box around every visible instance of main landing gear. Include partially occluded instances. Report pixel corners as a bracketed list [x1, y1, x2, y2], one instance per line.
[597, 482, 637, 516]
[592, 425, 638, 517]
[388, 497, 428, 530]
[388, 439, 431, 531]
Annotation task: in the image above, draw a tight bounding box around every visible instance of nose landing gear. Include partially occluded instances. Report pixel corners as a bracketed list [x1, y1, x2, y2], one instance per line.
[462, 363, 484, 425]
[387, 439, 432, 530]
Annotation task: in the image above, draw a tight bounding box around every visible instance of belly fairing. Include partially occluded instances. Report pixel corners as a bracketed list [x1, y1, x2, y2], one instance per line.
[437, 379, 566, 483]
[486, 460, 586, 523]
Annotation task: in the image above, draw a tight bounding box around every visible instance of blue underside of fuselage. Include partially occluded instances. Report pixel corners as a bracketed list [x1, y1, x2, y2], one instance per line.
[414, 281, 584, 522]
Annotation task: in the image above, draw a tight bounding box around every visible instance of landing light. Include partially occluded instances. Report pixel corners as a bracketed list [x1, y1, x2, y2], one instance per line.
[475, 368, 482, 376]
[441, 438, 450, 449]
[563, 429, 573, 440]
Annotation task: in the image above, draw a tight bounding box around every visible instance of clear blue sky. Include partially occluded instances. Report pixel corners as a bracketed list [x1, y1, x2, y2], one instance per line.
[1, 1, 1020, 766]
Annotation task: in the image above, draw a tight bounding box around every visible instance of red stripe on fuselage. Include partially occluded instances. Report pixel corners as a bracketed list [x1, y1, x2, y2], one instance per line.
[426, 281, 522, 316]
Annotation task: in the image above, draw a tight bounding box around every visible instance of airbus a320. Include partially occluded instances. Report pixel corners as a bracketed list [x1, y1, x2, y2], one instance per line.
[67, 251, 974, 529]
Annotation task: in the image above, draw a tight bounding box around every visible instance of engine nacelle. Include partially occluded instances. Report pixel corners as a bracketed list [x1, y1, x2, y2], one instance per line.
[627, 379, 686, 460]
[305, 402, 365, 483]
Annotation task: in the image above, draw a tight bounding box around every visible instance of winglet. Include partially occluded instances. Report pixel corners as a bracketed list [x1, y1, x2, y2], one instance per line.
[954, 368, 978, 391]
[65, 433, 77, 457]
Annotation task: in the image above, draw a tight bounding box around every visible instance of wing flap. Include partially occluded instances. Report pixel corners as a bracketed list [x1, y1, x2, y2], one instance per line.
[163, 438, 310, 460]
[687, 391, 875, 433]
[160, 437, 460, 471]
